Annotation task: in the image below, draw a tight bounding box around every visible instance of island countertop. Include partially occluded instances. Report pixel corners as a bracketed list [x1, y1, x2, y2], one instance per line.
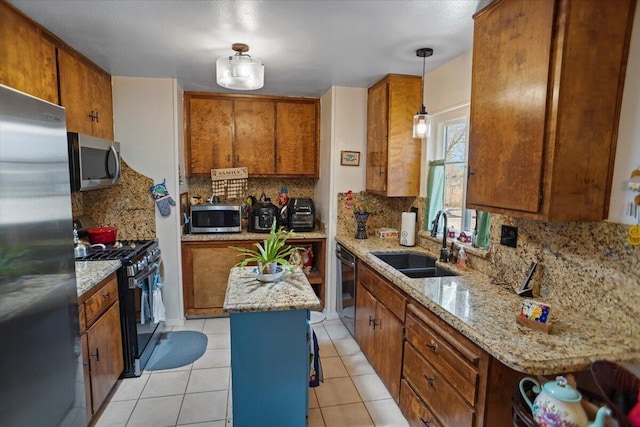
[223, 266, 321, 313]
[336, 235, 640, 375]
[75, 260, 121, 300]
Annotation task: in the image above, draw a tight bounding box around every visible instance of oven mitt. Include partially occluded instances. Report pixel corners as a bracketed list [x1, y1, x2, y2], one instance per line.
[150, 180, 176, 217]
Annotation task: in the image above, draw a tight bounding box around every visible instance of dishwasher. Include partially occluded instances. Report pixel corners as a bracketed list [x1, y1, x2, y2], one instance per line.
[336, 243, 356, 337]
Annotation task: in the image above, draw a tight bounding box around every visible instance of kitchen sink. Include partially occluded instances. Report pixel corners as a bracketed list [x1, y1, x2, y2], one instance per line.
[371, 252, 458, 278]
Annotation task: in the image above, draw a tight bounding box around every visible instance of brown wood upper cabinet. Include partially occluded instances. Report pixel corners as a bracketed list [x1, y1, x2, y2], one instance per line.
[58, 49, 114, 140]
[185, 93, 319, 178]
[0, 1, 58, 104]
[467, 0, 636, 221]
[366, 74, 422, 197]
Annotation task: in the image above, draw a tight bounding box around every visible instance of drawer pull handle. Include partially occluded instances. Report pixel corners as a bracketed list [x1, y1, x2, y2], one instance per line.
[91, 348, 100, 362]
[426, 341, 438, 351]
[420, 418, 431, 426]
[101, 292, 110, 299]
[422, 374, 435, 387]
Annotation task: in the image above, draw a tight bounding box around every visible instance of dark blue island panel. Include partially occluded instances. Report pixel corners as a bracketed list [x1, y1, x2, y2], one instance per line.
[230, 309, 310, 427]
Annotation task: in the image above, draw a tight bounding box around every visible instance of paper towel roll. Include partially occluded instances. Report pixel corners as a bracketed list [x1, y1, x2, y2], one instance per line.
[400, 212, 416, 246]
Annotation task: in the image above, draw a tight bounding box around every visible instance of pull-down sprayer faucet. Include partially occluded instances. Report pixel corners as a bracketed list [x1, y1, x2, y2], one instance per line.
[431, 210, 452, 262]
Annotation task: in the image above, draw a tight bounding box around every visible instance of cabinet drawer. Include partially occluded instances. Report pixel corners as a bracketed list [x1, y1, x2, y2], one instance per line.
[78, 302, 86, 333]
[359, 263, 405, 320]
[405, 311, 478, 405]
[85, 276, 118, 326]
[403, 342, 474, 427]
[400, 379, 443, 427]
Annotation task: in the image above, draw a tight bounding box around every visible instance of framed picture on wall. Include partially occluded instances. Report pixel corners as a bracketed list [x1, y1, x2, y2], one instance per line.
[340, 151, 360, 166]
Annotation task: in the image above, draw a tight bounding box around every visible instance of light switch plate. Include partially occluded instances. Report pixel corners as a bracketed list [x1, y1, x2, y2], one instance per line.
[500, 225, 518, 248]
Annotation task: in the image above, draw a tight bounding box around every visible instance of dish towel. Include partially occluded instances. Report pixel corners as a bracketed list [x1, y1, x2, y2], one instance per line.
[151, 267, 166, 324]
[309, 325, 323, 387]
[139, 282, 151, 325]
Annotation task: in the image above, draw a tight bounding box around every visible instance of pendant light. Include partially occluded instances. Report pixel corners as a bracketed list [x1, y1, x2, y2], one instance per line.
[216, 43, 264, 90]
[413, 47, 433, 139]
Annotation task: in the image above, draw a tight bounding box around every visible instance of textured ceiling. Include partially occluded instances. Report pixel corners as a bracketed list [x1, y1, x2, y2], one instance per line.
[8, 0, 491, 97]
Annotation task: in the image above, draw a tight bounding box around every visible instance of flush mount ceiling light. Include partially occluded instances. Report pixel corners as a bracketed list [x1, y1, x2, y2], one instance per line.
[216, 43, 264, 90]
[413, 47, 433, 139]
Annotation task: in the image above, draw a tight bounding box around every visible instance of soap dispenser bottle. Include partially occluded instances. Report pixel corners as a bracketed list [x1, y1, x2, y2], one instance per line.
[457, 247, 467, 269]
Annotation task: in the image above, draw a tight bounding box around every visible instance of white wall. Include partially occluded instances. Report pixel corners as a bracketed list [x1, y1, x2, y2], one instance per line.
[315, 86, 367, 316]
[608, 5, 640, 225]
[112, 77, 184, 325]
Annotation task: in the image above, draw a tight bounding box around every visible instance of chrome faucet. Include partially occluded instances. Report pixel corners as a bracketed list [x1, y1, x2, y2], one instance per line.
[431, 210, 451, 262]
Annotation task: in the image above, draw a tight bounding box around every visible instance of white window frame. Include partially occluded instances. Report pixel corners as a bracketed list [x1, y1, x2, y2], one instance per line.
[427, 104, 473, 233]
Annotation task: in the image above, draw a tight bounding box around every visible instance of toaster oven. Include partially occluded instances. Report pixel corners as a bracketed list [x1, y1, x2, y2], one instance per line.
[190, 204, 242, 233]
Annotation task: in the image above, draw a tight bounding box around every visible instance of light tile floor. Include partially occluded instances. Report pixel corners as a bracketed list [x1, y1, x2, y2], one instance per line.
[95, 317, 409, 427]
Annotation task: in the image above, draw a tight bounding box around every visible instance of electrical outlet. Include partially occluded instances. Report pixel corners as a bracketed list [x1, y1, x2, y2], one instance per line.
[500, 225, 518, 248]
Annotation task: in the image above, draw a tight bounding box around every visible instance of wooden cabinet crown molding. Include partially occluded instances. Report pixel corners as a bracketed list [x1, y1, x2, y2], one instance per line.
[184, 92, 320, 178]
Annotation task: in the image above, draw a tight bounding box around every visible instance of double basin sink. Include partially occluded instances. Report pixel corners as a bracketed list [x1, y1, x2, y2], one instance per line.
[371, 252, 458, 278]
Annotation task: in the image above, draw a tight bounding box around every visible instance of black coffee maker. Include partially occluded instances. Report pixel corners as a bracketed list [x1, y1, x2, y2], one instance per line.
[248, 193, 279, 233]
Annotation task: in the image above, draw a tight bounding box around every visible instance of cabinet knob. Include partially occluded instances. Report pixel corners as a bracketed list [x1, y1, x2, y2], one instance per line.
[101, 291, 110, 299]
[94, 111, 99, 123]
[422, 374, 435, 387]
[420, 418, 431, 426]
[378, 168, 383, 177]
[426, 341, 438, 351]
[90, 348, 100, 362]
[227, 154, 231, 162]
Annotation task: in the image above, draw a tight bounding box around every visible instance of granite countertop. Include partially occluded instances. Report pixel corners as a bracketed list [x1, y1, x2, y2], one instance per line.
[336, 235, 640, 375]
[224, 266, 321, 313]
[182, 229, 326, 241]
[75, 261, 121, 300]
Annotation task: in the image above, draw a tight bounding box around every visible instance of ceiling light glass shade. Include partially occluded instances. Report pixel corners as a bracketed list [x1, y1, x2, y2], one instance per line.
[216, 51, 264, 90]
[413, 108, 431, 139]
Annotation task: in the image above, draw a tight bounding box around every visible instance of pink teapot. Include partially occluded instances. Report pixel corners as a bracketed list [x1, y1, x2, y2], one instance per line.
[519, 376, 611, 427]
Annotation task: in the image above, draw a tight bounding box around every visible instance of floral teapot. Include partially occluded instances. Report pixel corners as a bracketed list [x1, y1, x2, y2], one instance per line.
[519, 376, 611, 427]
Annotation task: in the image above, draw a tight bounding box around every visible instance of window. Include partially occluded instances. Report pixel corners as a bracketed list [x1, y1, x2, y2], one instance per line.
[429, 106, 475, 234]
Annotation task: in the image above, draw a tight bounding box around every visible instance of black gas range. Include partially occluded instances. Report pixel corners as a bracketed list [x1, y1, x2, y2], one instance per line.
[77, 239, 164, 378]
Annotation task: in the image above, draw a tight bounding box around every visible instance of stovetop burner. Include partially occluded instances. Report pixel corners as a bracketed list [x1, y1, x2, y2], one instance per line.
[76, 239, 156, 263]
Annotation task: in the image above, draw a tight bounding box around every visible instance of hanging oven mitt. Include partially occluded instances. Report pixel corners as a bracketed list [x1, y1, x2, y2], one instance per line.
[150, 179, 176, 217]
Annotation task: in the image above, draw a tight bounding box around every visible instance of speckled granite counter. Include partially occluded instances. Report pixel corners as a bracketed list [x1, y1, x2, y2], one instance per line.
[336, 235, 640, 375]
[182, 230, 326, 241]
[224, 266, 321, 312]
[75, 261, 121, 299]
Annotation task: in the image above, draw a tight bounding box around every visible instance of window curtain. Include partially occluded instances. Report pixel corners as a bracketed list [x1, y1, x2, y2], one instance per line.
[424, 160, 445, 231]
[475, 210, 491, 249]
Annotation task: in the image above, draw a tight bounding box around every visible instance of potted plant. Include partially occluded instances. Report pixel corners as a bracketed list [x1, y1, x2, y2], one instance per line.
[231, 221, 298, 274]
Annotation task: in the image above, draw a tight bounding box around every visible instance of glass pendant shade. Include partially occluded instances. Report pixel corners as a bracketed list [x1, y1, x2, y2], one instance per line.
[413, 107, 431, 139]
[216, 44, 264, 90]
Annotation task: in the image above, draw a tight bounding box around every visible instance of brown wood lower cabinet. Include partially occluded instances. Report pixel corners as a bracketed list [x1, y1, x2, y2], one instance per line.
[182, 238, 326, 316]
[78, 272, 124, 421]
[355, 261, 522, 427]
[355, 262, 405, 402]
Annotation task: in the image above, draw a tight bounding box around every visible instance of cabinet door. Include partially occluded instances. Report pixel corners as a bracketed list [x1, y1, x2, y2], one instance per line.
[87, 302, 123, 412]
[276, 101, 317, 177]
[189, 98, 234, 174]
[58, 49, 93, 135]
[234, 100, 275, 176]
[91, 70, 114, 140]
[366, 79, 388, 193]
[467, 0, 553, 213]
[0, 3, 58, 104]
[400, 379, 443, 427]
[183, 242, 255, 315]
[374, 302, 404, 402]
[354, 282, 376, 358]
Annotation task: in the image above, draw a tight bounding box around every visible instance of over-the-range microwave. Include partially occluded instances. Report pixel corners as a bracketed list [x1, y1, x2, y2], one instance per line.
[67, 132, 121, 192]
[190, 204, 242, 233]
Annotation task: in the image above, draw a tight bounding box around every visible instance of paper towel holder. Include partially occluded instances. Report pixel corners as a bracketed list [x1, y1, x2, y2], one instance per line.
[400, 211, 417, 247]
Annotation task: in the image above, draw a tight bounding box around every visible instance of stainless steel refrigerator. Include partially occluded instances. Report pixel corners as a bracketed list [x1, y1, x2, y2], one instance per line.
[0, 84, 86, 426]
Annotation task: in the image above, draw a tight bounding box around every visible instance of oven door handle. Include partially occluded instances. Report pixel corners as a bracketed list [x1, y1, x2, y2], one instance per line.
[129, 267, 156, 290]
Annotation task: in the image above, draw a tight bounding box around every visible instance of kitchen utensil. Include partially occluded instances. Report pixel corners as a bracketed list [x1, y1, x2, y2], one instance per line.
[87, 226, 118, 244]
[519, 376, 611, 427]
[73, 227, 89, 257]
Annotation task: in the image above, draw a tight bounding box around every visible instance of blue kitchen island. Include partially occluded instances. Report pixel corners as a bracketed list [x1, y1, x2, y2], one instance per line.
[224, 266, 321, 427]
